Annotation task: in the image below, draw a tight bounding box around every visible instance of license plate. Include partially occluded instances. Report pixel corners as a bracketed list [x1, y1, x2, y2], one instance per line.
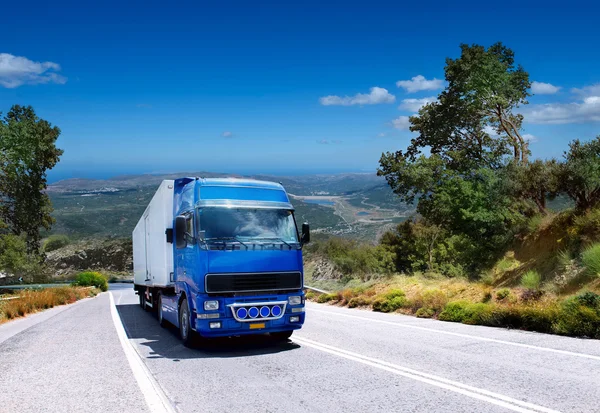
[249, 323, 265, 330]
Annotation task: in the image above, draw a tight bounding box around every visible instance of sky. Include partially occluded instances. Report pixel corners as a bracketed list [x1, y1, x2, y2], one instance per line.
[0, 0, 599, 182]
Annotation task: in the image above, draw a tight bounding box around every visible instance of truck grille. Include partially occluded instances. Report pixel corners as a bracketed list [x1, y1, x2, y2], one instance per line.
[205, 272, 302, 293]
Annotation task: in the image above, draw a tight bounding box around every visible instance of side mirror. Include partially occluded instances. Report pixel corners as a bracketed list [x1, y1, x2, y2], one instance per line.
[301, 222, 310, 244]
[175, 215, 187, 249]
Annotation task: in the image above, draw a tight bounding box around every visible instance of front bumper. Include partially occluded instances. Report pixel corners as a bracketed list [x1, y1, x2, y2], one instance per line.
[194, 293, 305, 337]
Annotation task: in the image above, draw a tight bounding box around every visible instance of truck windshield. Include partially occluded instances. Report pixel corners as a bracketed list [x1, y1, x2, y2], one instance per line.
[198, 208, 299, 244]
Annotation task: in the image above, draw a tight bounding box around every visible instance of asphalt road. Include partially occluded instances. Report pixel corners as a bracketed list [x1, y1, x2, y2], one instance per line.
[1, 284, 600, 413]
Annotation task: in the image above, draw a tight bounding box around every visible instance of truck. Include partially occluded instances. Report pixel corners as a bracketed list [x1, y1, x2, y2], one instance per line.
[132, 177, 309, 346]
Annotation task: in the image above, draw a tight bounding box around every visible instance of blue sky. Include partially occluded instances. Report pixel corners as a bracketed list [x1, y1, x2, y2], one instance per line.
[1, 0, 599, 182]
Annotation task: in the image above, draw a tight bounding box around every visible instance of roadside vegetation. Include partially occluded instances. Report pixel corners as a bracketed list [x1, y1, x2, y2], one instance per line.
[72, 271, 108, 292]
[0, 286, 99, 323]
[1, 105, 63, 284]
[305, 42, 600, 339]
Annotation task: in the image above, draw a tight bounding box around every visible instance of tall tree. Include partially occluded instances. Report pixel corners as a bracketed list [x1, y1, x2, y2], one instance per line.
[555, 137, 600, 211]
[407, 42, 531, 168]
[0, 105, 63, 251]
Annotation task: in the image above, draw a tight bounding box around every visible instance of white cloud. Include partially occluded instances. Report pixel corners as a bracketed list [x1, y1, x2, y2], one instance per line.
[0, 53, 67, 88]
[221, 131, 233, 138]
[319, 87, 395, 106]
[396, 75, 443, 93]
[523, 134, 538, 143]
[317, 139, 342, 144]
[392, 116, 411, 130]
[522, 96, 600, 124]
[531, 81, 560, 95]
[571, 83, 600, 97]
[378, 133, 386, 137]
[398, 96, 437, 112]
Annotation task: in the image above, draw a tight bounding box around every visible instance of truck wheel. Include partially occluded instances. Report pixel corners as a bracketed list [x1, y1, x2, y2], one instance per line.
[157, 293, 167, 327]
[271, 330, 293, 342]
[179, 299, 194, 347]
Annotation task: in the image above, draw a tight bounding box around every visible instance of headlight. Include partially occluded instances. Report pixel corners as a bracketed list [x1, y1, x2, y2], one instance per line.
[288, 296, 302, 305]
[204, 300, 219, 311]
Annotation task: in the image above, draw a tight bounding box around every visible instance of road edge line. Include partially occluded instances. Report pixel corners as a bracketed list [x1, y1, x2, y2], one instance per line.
[293, 336, 559, 413]
[309, 307, 600, 361]
[109, 292, 177, 413]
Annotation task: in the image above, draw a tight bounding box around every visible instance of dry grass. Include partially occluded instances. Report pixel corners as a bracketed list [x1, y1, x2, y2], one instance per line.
[0, 286, 98, 323]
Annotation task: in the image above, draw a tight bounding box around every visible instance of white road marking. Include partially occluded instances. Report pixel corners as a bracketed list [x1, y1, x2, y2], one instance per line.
[309, 307, 600, 361]
[109, 292, 177, 413]
[294, 336, 561, 413]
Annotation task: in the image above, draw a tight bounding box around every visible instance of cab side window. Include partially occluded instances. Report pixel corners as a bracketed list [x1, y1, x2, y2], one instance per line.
[184, 213, 195, 245]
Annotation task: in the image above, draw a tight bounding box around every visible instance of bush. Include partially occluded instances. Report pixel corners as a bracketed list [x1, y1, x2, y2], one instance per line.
[495, 288, 511, 301]
[73, 271, 108, 292]
[581, 243, 600, 277]
[553, 294, 600, 338]
[43, 234, 70, 252]
[372, 290, 409, 313]
[316, 293, 338, 303]
[415, 307, 435, 318]
[348, 297, 372, 308]
[412, 289, 448, 312]
[520, 270, 542, 289]
[438, 301, 494, 325]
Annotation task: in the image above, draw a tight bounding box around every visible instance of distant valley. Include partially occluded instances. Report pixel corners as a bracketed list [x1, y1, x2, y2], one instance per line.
[45, 172, 414, 242]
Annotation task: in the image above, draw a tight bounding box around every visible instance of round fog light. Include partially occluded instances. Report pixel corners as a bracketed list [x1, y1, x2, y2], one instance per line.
[260, 306, 270, 318]
[271, 305, 282, 317]
[248, 307, 259, 318]
[236, 307, 248, 319]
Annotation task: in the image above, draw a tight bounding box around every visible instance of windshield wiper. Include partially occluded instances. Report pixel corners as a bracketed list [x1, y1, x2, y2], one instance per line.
[253, 237, 294, 249]
[205, 236, 249, 249]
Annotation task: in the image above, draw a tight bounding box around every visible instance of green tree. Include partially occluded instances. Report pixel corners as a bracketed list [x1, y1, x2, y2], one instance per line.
[406, 42, 531, 168]
[0, 105, 63, 251]
[504, 159, 560, 215]
[555, 137, 600, 211]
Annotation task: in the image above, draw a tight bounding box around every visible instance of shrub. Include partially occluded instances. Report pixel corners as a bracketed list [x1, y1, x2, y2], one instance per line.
[412, 289, 448, 312]
[575, 291, 600, 308]
[553, 295, 600, 338]
[438, 301, 494, 325]
[73, 271, 108, 292]
[495, 288, 511, 301]
[43, 234, 70, 252]
[415, 307, 435, 318]
[305, 291, 316, 300]
[581, 243, 600, 277]
[348, 297, 372, 308]
[372, 290, 408, 312]
[520, 270, 542, 289]
[438, 301, 470, 322]
[316, 293, 338, 304]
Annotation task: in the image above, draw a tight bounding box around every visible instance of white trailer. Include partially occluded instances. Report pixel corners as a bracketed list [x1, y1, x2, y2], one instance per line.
[132, 180, 174, 289]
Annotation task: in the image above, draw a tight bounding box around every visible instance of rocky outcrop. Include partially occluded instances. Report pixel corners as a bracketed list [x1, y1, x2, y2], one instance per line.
[310, 258, 344, 280]
[45, 238, 132, 276]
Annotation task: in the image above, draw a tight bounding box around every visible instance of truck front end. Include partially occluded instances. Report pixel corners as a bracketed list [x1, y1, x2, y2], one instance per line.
[173, 178, 308, 340]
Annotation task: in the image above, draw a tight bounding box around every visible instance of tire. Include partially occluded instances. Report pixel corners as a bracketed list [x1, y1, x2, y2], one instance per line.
[157, 293, 167, 327]
[271, 330, 293, 342]
[179, 299, 194, 347]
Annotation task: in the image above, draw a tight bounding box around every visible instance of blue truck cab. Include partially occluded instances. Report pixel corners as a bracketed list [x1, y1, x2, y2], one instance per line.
[133, 177, 309, 345]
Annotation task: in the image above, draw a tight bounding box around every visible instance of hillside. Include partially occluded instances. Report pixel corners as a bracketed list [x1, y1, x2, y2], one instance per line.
[46, 172, 413, 241]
